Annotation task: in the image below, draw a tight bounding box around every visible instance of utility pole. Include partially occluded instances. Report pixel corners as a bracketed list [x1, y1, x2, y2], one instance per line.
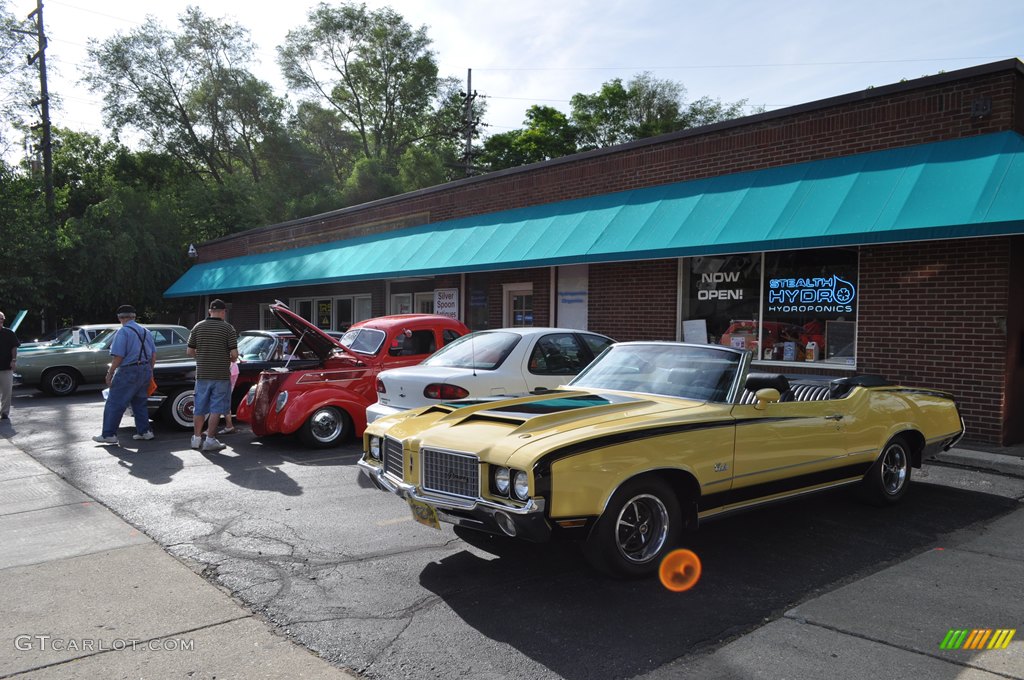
[15, 0, 55, 225]
[459, 69, 479, 177]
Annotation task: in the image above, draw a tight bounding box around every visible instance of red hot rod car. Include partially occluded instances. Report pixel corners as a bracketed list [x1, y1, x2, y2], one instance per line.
[237, 303, 468, 447]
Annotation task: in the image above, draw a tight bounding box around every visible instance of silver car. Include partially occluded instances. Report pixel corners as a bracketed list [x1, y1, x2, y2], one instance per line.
[14, 324, 191, 396]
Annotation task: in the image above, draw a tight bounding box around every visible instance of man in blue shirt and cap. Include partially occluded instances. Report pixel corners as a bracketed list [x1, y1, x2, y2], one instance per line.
[93, 304, 157, 445]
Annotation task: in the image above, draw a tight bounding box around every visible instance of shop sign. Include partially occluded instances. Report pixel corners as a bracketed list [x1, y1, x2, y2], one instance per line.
[434, 288, 459, 319]
[697, 272, 744, 300]
[767, 275, 856, 314]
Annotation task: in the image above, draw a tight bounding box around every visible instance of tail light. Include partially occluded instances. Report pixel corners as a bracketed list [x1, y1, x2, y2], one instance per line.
[423, 384, 470, 400]
[376, 377, 386, 394]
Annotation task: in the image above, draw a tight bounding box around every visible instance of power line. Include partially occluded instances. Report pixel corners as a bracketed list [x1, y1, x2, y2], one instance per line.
[471, 55, 1016, 72]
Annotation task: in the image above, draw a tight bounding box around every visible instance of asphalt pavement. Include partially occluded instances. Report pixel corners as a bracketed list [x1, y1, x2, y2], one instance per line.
[0, 415, 1022, 678]
[0, 434, 355, 679]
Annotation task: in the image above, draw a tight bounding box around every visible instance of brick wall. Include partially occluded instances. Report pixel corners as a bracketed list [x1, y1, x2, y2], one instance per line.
[198, 66, 1022, 263]
[589, 260, 678, 342]
[858, 238, 1012, 443]
[465, 269, 551, 330]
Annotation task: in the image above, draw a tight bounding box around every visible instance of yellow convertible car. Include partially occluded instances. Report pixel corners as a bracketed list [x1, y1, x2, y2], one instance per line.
[358, 342, 964, 577]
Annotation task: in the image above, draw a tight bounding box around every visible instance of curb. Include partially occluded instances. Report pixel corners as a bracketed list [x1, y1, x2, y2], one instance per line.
[927, 447, 1024, 478]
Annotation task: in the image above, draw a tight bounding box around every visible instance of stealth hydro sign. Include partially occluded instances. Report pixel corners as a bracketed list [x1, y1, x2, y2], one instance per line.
[767, 275, 856, 315]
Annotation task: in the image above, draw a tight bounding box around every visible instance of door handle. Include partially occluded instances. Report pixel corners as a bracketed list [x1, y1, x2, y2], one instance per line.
[824, 414, 844, 421]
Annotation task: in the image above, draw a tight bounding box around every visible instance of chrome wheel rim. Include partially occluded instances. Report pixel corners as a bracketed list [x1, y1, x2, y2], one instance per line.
[174, 392, 195, 427]
[309, 408, 343, 443]
[881, 443, 908, 495]
[615, 493, 669, 564]
[51, 373, 74, 394]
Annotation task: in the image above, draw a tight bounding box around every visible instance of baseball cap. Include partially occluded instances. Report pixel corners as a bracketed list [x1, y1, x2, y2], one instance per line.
[116, 304, 136, 316]
[209, 299, 227, 310]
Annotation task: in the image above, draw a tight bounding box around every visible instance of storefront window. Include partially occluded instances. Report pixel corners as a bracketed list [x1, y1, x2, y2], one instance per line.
[762, 249, 857, 365]
[681, 253, 761, 348]
[681, 248, 858, 366]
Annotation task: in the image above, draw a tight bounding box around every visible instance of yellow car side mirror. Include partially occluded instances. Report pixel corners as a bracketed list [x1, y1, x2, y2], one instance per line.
[754, 388, 781, 409]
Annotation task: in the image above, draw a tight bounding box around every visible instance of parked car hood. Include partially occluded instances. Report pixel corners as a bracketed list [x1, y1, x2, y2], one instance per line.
[377, 388, 715, 468]
[270, 303, 362, 362]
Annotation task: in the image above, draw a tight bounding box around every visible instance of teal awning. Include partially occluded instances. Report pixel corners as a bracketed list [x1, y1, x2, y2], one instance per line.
[166, 131, 1024, 298]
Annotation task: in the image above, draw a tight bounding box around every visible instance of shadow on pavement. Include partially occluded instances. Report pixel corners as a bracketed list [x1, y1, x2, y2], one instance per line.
[417, 483, 1017, 680]
[103, 443, 185, 485]
[198, 445, 304, 496]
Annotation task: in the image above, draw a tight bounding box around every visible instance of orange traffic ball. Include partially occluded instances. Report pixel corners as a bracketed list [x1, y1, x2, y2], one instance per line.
[659, 549, 702, 592]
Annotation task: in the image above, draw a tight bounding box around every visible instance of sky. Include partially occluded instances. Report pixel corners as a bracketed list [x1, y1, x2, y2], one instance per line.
[10, 0, 1024, 147]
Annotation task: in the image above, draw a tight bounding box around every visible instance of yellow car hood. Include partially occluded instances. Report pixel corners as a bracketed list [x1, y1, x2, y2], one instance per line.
[380, 389, 713, 467]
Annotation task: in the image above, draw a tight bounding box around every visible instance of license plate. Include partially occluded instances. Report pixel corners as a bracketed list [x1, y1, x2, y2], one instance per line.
[408, 497, 441, 530]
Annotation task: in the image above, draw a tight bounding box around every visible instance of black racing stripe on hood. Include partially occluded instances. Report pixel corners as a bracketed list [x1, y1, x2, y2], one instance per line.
[483, 393, 640, 418]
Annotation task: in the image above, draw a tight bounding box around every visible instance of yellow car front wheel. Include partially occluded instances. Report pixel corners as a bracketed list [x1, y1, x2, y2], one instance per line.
[584, 476, 682, 578]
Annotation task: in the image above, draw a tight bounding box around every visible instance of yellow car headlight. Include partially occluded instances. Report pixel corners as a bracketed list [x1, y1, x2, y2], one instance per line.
[494, 467, 510, 495]
[512, 470, 530, 501]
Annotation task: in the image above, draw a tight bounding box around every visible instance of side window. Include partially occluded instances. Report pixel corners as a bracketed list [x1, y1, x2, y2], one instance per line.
[581, 333, 614, 358]
[150, 330, 171, 346]
[529, 333, 586, 375]
[400, 330, 437, 356]
[442, 329, 462, 346]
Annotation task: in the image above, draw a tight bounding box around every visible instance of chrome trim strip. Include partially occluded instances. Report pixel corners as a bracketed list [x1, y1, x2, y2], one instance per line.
[358, 458, 544, 516]
[728, 452, 851, 482]
[944, 419, 966, 450]
[698, 477, 860, 519]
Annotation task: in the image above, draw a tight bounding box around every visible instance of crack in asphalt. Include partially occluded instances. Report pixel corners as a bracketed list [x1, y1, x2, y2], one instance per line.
[355, 593, 445, 676]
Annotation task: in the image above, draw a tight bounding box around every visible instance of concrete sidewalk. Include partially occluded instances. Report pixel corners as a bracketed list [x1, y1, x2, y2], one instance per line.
[0, 438, 354, 679]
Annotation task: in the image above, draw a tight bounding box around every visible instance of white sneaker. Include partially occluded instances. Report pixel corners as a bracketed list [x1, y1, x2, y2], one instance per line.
[190, 435, 203, 449]
[92, 435, 118, 445]
[133, 431, 155, 441]
[201, 437, 226, 452]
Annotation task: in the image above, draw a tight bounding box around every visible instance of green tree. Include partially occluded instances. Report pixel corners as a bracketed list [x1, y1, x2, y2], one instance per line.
[0, 163, 50, 314]
[278, 2, 463, 173]
[0, 0, 35, 154]
[571, 72, 753, 151]
[84, 7, 286, 186]
[341, 157, 401, 206]
[478, 105, 578, 171]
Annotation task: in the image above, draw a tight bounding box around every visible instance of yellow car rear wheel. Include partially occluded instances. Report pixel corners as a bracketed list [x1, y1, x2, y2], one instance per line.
[860, 435, 913, 505]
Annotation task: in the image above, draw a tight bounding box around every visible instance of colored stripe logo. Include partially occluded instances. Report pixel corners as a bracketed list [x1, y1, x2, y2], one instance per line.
[940, 629, 1016, 650]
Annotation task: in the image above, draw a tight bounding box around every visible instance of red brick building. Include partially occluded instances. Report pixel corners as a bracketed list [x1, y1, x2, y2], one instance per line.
[167, 59, 1024, 445]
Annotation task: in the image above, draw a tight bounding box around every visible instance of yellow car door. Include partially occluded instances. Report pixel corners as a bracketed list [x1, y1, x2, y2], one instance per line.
[728, 398, 850, 502]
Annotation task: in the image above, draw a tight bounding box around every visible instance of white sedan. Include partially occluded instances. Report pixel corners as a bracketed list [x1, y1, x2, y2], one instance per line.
[366, 328, 614, 423]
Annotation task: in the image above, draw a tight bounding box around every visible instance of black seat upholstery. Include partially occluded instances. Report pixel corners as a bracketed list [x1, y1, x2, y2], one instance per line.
[744, 373, 790, 394]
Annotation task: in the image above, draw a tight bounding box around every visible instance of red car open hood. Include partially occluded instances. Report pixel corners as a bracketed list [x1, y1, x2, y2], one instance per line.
[269, 303, 362, 362]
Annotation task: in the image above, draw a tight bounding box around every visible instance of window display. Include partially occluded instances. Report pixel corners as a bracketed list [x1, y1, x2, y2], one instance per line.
[681, 248, 858, 366]
[762, 249, 857, 365]
[681, 253, 761, 348]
